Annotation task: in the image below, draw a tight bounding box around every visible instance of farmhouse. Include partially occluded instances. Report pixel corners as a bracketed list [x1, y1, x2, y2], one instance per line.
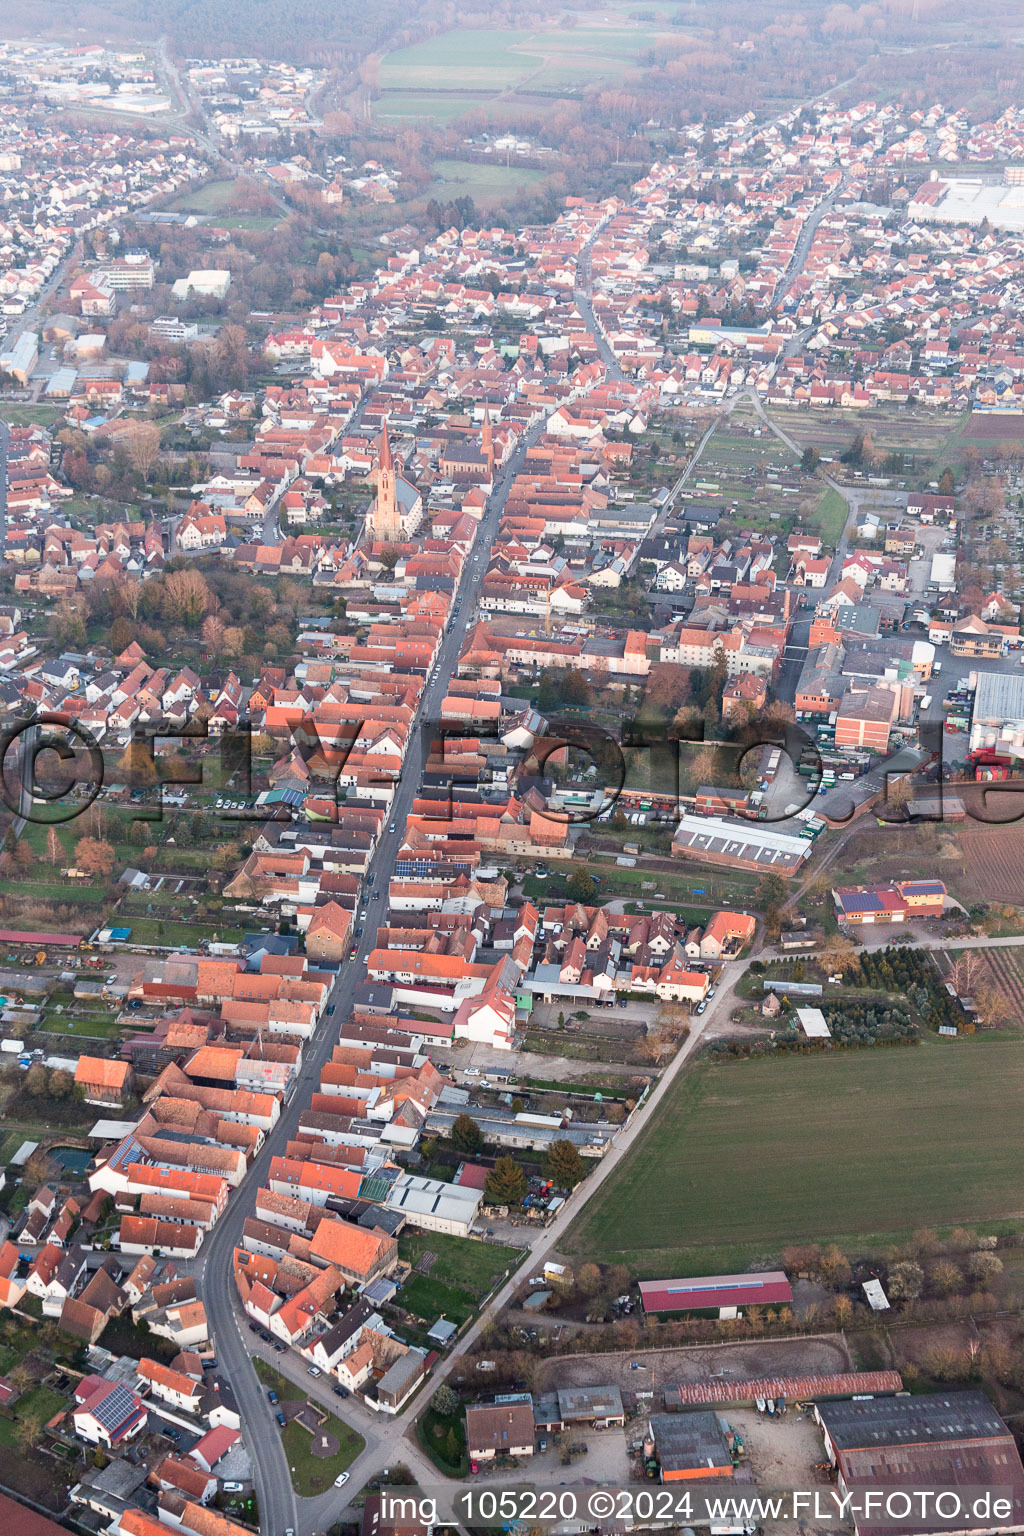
[465, 1399, 535, 1462]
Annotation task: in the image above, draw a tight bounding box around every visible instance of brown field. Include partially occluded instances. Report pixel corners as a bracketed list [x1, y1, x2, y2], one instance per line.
[765, 404, 963, 463]
[836, 822, 986, 903]
[953, 947, 1024, 1016]
[956, 822, 1024, 906]
[964, 413, 1024, 440]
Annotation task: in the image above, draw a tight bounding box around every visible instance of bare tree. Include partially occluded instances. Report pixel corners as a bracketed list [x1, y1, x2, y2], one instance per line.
[949, 952, 982, 997]
[122, 422, 162, 482]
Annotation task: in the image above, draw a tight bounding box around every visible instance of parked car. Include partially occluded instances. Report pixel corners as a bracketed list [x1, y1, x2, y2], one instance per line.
[267, 1389, 278, 1404]
[277, 1412, 286, 1428]
[307, 1365, 321, 1378]
[334, 1472, 350, 1488]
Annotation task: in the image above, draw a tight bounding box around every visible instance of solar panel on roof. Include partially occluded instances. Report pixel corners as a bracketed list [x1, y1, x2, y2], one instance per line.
[92, 1383, 138, 1432]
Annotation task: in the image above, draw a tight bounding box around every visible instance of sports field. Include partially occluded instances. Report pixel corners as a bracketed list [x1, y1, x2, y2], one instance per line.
[425, 159, 550, 206]
[565, 1039, 1024, 1276]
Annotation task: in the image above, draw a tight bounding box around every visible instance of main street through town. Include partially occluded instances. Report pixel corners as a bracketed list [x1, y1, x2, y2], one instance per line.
[198, 191, 942, 1534]
[199, 224, 757, 1532]
[196, 407, 562, 1536]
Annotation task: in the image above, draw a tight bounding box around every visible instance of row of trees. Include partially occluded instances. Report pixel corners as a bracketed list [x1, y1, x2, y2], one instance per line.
[449, 1113, 586, 1196]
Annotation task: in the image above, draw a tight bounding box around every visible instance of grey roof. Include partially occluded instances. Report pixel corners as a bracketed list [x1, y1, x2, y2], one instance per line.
[650, 1410, 732, 1473]
[557, 1384, 623, 1421]
[973, 670, 1024, 725]
[377, 1347, 427, 1396]
[817, 1391, 1011, 1451]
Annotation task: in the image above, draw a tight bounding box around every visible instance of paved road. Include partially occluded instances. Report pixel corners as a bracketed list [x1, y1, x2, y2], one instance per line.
[294, 957, 746, 1535]
[775, 176, 846, 313]
[196, 413, 551, 1536]
[573, 215, 623, 382]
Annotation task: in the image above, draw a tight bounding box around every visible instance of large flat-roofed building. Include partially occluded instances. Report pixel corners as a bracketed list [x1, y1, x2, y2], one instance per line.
[909, 173, 1024, 232]
[639, 1270, 792, 1316]
[670, 814, 811, 877]
[385, 1173, 481, 1237]
[970, 672, 1024, 761]
[815, 1391, 1024, 1536]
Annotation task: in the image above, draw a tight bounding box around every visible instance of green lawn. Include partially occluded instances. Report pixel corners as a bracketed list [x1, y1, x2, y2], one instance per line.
[812, 487, 850, 546]
[41, 1011, 120, 1038]
[566, 1038, 1024, 1277]
[418, 1403, 468, 1477]
[166, 179, 243, 216]
[254, 1359, 363, 1496]
[0, 879, 105, 906]
[397, 1231, 521, 1297]
[281, 1414, 362, 1497]
[122, 918, 246, 946]
[426, 159, 549, 207]
[0, 1382, 68, 1444]
[396, 1274, 475, 1327]
[0, 404, 65, 427]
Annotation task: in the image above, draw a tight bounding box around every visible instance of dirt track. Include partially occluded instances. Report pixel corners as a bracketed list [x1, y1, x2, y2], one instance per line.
[535, 1333, 852, 1395]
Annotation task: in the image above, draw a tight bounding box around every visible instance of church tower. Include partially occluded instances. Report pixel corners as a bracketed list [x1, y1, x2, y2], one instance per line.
[370, 419, 401, 543]
[481, 406, 494, 479]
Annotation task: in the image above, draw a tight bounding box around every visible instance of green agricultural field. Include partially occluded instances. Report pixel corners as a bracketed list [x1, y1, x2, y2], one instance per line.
[377, 92, 494, 122]
[566, 1038, 1024, 1277]
[377, 18, 672, 123]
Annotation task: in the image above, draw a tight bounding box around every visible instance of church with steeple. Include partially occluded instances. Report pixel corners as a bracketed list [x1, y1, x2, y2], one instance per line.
[438, 407, 496, 487]
[368, 420, 422, 543]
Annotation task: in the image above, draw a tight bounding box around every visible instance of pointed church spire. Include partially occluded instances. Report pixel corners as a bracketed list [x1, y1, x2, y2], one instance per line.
[481, 405, 494, 476]
[370, 416, 400, 542]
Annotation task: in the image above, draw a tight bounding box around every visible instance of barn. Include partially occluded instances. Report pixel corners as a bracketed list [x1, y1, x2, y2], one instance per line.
[639, 1270, 793, 1316]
